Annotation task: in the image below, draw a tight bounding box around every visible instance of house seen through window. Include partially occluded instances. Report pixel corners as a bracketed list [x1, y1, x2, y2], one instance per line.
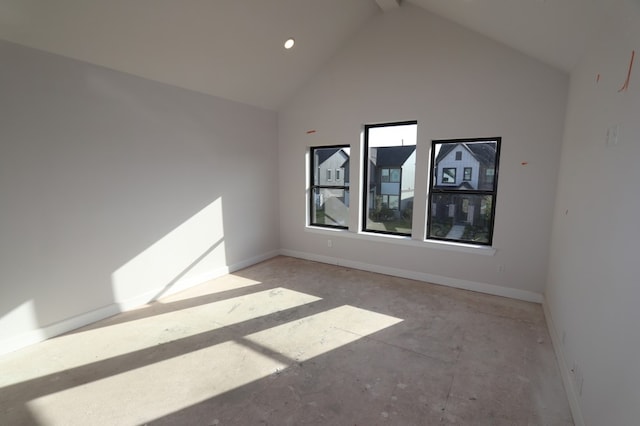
[428, 138, 501, 245]
[363, 121, 417, 236]
[310, 146, 350, 228]
[308, 127, 501, 247]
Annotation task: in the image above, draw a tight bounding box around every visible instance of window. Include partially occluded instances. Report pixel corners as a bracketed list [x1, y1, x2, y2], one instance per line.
[442, 168, 456, 183]
[362, 121, 417, 236]
[428, 138, 501, 245]
[381, 168, 401, 183]
[463, 167, 472, 181]
[310, 146, 350, 228]
[485, 168, 495, 184]
[455, 151, 462, 161]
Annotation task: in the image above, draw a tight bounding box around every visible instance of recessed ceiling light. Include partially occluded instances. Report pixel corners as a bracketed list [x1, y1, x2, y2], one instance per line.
[284, 38, 295, 49]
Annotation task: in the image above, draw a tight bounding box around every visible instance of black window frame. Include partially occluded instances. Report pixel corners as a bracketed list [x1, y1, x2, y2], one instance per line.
[362, 120, 417, 237]
[310, 145, 350, 229]
[427, 137, 501, 246]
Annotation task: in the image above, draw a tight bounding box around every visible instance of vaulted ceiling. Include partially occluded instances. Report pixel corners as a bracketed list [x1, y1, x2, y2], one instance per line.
[0, 0, 622, 110]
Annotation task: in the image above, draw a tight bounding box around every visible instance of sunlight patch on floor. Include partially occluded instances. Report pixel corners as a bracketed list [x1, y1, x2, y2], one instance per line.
[244, 305, 404, 361]
[27, 341, 288, 426]
[26, 304, 403, 425]
[0, 288, 319, 387]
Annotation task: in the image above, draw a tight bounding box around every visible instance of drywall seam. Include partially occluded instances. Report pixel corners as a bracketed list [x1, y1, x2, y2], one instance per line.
[0, 250, 280, 356]
[542, 298, 585, 426]
[280, 249, 543, 303]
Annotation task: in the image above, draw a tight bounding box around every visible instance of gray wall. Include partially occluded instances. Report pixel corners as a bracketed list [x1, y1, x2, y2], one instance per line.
[545, 1, 640, 424]
[0, 40, 279, 353]
[278, 4, 568, 300]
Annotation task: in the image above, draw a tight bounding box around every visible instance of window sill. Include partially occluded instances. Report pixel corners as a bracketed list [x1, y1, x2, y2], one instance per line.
[305, 226, 496, 256]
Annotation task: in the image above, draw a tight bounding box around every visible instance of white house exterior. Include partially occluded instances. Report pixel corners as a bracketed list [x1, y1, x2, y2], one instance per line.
[316, 148, 348, 187]
[434, 142, 496, 190]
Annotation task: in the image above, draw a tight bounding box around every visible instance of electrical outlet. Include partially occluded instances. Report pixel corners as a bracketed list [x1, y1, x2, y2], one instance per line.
[497, 264, 505, 273]
[327, 239, 332, 248]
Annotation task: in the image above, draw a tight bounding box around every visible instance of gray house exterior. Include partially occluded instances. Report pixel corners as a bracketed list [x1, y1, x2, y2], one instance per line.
[368, 145, 416, 219]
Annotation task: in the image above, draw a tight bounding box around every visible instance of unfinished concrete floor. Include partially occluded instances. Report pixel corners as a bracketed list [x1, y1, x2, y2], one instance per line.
[0, 256, 573, 425]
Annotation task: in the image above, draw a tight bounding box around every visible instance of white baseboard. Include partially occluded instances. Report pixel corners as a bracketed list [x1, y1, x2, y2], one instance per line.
[0, 304, 121, 356]
[279, 249, 543, 303]
[542, 298, 585, 426]
[114, 250, 280, 311]
[0, 250, 279, 356]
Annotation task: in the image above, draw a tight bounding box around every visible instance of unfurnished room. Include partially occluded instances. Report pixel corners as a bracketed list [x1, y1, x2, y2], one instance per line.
[0, 1, 638, 425]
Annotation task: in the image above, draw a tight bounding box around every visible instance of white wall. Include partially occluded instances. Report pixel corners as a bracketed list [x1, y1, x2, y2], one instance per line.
[545, 1, 640, 425]
[0, 40, 279, 354]
[278, 4, 568, 299]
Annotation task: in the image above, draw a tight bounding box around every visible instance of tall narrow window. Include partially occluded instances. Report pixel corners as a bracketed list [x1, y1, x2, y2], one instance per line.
[362, 121, 417, 236]
[310, 146, 350, 228]
[428, 138, 501, 245]
[463, 167, 472, 181]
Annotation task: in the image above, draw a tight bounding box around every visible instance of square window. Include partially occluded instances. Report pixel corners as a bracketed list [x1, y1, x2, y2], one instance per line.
[442, 168, 456, 183]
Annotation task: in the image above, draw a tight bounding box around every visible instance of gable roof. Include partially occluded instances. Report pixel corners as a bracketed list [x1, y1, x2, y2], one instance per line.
[436, 142, 496, 167]
[316, 148, 348, 166]
[375, 146, 416, 167]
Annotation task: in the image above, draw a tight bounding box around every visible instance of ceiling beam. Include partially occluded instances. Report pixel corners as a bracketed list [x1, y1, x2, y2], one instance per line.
[375, 0, 401, 13]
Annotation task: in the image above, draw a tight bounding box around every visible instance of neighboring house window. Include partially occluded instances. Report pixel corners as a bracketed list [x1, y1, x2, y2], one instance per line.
[455, 151, 462, 160]
[463, 167, 472, 181]
[485, 168, 495, 184]
[428, 138, 501, 245]
[443, 168, 456, 183]
[381, 195, 400, 209]
[310, 146, 350, 228]
[362, 121, 417, 236]
[381, 168, 401, 183]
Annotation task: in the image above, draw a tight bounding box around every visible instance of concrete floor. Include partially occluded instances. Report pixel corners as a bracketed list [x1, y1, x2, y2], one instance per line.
[0, 256, 573, 425]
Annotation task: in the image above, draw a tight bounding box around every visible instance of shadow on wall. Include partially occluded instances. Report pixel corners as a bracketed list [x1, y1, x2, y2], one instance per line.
[0, 197, 229, 354]
[111, 198, 228, 309]
[0, 38, 278, 355]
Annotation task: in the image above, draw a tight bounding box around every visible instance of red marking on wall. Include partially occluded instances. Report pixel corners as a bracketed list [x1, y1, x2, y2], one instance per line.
[596, 73, 601, 83]
[618, 50, 635, 92]
[521, 162, 528, 166]
[306, 130, 317, 134]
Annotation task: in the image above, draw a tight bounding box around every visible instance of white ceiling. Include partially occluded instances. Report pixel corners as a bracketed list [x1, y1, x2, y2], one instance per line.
[409, 0, 611, 74]
[0, 0, 621, 110]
